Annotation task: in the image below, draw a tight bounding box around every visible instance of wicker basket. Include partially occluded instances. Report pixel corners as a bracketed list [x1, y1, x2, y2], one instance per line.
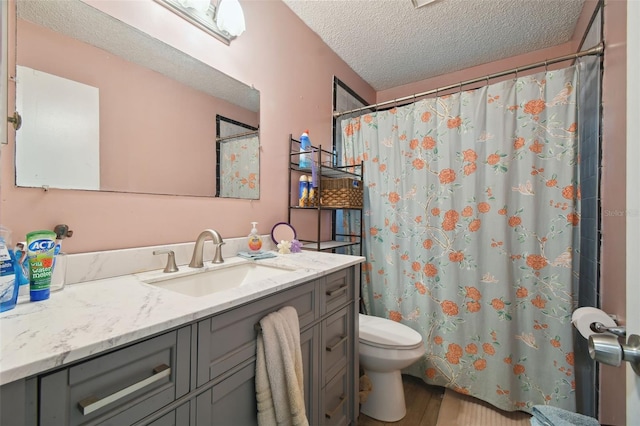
[320, 177, 363, 208]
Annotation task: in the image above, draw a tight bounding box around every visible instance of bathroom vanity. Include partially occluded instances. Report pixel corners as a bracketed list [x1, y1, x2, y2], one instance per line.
[0, 245, 363, 425]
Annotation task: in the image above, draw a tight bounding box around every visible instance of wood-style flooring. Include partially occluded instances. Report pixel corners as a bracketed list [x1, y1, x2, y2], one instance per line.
[357, 375, 445, 426]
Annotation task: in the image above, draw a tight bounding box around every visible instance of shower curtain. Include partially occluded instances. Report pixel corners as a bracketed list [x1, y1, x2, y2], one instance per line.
[341, 66, 581, 412]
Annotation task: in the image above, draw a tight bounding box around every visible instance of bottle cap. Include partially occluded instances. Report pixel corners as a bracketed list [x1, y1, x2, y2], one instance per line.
[299, 175, 308, 182]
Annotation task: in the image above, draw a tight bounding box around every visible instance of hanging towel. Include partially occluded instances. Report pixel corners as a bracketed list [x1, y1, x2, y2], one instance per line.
[530, 405, 599, 426]
[255, 306, 308, 426]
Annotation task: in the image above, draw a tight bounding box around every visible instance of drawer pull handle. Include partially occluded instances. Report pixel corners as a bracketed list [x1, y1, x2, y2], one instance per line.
[326, 335, 348, 352]
[325, 394, 346, 419]
[77, 364, 171, 416]
[326, 284, 347, 297]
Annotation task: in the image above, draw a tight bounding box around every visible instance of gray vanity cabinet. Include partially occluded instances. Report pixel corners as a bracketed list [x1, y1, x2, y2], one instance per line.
[0, 265, 359, 426]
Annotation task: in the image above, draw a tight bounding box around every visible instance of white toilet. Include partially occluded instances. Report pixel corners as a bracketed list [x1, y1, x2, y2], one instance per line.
[358, 313, 426, 422]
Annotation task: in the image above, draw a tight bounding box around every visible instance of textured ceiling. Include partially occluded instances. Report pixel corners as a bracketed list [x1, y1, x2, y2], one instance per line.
[17, 0, 259, 112]
[283, 0, 586, 91]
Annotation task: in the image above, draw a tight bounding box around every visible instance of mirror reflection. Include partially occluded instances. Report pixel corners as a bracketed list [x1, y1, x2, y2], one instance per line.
[216, 115, 259, 199]
[14, 0, 260, 198]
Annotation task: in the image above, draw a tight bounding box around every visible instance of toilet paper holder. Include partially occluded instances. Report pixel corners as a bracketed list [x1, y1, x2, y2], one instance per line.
[589, 321, 626, 337]
[588, 333, 640, 376]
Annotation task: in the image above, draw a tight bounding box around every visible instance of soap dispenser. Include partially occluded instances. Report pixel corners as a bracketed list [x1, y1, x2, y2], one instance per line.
[247, 222, 263, 253]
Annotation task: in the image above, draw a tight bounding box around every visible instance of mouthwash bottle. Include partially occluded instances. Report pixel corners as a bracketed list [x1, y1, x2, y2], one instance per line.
[0, 226, 19, 312]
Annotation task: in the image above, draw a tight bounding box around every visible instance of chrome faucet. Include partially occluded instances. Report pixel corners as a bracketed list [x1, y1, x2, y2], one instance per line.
[189, 229, 225, 267]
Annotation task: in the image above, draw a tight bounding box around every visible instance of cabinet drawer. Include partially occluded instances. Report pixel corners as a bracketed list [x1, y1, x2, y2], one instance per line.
[322, 367, 350, 426]
[197, 280, 319, 386]
[322, 268, 353, 315]
[322, 306, 351, 385]
[40, 328, 190, 426]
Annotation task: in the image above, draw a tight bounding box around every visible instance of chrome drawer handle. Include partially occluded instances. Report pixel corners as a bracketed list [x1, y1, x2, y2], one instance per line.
[326, 335, 348, 352]
[326, 284, 347, 297]
[77, 364, 171, 416]
[325, 394, 346, 419]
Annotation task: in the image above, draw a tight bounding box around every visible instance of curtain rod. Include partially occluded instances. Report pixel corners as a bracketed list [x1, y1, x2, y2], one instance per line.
[333, 42, 604, 118]
[216, 129, 259, 142]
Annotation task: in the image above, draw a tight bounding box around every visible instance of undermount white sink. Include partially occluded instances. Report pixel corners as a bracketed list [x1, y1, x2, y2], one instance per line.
[144, 262, 295, 297]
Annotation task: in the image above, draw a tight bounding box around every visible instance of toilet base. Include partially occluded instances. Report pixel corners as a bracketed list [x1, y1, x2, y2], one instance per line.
[359, 369, 406, 422]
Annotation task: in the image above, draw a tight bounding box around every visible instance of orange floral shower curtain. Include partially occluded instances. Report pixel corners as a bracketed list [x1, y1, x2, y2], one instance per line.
[341, 67, 580, 412]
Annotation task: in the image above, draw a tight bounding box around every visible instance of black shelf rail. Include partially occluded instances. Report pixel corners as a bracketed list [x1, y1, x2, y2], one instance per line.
[287, 134, 364, 255]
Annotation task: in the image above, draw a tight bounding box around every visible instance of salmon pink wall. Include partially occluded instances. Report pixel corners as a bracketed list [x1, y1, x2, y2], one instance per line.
[1, 0, 375, 252]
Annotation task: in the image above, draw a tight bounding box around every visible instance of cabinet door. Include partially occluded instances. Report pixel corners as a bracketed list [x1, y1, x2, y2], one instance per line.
[0, 377, 37, 426]
[300, 325, 320, 425]
[197, 280, 318, 386]
[195, 360, 257, 426]
[145, 401, 190, 426]
[40, 327, 190, 426]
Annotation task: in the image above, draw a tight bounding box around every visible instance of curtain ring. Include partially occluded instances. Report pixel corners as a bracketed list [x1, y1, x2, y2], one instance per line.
[486, 75, 490, 86]
[458, 82, 463, 93]
[544, 60, 548, 72]
[514, 67, 519, 81]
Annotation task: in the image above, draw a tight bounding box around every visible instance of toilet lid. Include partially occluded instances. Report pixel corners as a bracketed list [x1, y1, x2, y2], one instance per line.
[359, 314, 423, 349]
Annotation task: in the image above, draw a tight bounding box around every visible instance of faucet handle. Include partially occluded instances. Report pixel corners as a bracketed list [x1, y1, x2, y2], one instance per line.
[212, 242, 225, 264]
[153, 249, 179, 273]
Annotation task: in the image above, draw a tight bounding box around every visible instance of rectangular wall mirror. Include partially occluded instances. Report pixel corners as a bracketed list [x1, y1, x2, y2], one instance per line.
[14, 0, 260, 198]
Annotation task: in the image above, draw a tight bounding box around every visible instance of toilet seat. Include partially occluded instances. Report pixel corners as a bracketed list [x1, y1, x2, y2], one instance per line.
[359, 313, 423, 350]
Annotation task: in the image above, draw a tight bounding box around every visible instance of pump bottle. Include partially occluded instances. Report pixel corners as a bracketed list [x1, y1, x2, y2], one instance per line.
[247, 222, 263, 253]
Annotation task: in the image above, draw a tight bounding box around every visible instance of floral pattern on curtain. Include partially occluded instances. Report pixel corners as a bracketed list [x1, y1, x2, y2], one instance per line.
[218, 134, 259, 199]
[341, 67, 580, 413]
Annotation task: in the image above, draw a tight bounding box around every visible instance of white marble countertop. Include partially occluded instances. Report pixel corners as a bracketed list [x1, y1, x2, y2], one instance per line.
[0, 250, 364, 386]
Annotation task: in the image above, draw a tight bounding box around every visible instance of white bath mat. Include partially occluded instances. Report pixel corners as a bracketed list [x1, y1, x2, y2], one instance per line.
[436, 388, 531, 426]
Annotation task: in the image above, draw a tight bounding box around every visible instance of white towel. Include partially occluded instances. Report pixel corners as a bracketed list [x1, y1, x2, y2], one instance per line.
[256, 306, 309, 426]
